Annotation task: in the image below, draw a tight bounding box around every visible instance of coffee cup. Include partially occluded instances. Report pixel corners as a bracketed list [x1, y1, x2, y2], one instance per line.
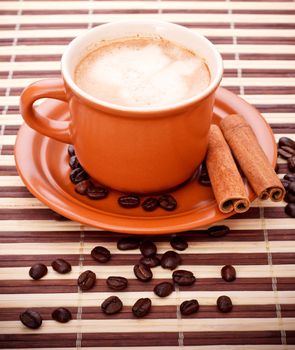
[20, 20, 223, 193]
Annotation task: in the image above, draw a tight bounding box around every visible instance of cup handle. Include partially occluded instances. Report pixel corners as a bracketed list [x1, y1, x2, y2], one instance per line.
[20, 78, 72, 144]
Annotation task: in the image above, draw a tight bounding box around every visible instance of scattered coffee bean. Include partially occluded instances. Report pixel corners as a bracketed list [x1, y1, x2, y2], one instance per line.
[154, 282, 174, 297]
[180, 299, 199, 316]
[77, 270, 96, 291]
[285, 203, 295, 217]
[217, 295, 233, 313]
[198, 163, 211, 186]
[87, 183, 109, 200]
[284, 192, 295, 203]
[118, 195, 140, 208]
[51, 259, 71, 274]
[69, 155, 80, 169]
[68, 145, 75, 157]
[158, 194, 177, 211]
[281, 179, 290, 190]
[278, 148, 293, 160]
[172, 270, 196, 286]
[133, 263, 153, 282]
[91, 246, 111, 263]
[284, 173, 295, 182]
[140, 255, 160, 268]
[101, 296, 123, 315]
[106, 276, 128, 291]
[288, 156, 295, 172]
[70, 168, 89, 184]
[208, 225, 230, 238]
[140, 240, 157, 257]
[288, 182, 295, 195]
[132, 298, 151, 318]
[221, 265, 236, 282]
[278, 137, 295, 149]
[142, 197, 159, 212]
[75, 180, 89, 195]
[52, 307, 72, 323]
[170, 236, 188, 251]
[281, 146, 295, 156]
[29, 263, 48, 280]
[20, 309, 42, 329]
[161, 251, 181, 270]
[117, 237, 140, 250]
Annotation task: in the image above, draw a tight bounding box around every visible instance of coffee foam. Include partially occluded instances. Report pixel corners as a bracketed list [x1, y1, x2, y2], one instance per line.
[74, 37, 211, 107]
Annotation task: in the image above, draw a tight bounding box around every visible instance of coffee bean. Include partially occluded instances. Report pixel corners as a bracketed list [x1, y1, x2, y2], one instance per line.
[278, 148, 293, 160]
[284, 173, 295, 182]
[180, 299, 199, 316]
[160, 251, 181, 270]
[154, 282, 174, 297]
[133, 263, 153, 282]
[217, 295, 233, 313]
[221, 265, 236, 282]
[172, 270, 196, 286]
[140, 255, 160, 268]
[142, 197, 159, 212]
[275, 163, 279, 174]
[75, 180, 89, 195]
[52, 307, 72, 323]
[285, 203, 295, 217]
[281, 179, 289, 190]
[140, 240, 157, 257]
[106, 276, 128, 291]
[91, 246, 111, 263]
[288, 182, 295, 195]
[278, 137, 295, 149]
[288, 156, 295, 172]
[117, 237, 140, 250]
[69, 155, 80, 169]
[118, 195, 140, 208]
[70, 168, 89, 184]
[284, 192, 295, 203]
[198, 163, 211, 186]
[281, 146, 295, 156]
[20, 309, 42, 329]
[158, 194, 177, 211]
[87, 183, 109, 200]
[208, 225, 230, 238]
[51, 259, 71, 274]
[29, 263, 48, 280]
[68, 145, 75, 157]
[170, 236, 188, 251]
[77, 270, 96, 291]
[132, 298, 151, 318]
[101, 296, 123, 315]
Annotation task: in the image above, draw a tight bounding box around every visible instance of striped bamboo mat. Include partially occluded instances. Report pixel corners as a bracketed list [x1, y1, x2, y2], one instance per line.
[0, 0, 295, 349]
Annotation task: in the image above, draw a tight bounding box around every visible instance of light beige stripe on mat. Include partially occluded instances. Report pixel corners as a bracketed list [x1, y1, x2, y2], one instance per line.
[2, 1, 295, 11]
[1, 290, 294, 308]
[1, 318, 295, 334]
[1, 28, 295, 39]
[0, 218, 294, 231]
[1, 264, 294, 280]
[0, 13, 294, 25]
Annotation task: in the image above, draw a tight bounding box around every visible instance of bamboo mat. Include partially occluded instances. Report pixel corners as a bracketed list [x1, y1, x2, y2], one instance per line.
[0, 0, 295, 349]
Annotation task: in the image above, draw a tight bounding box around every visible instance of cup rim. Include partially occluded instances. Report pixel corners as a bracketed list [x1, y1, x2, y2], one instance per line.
[61, 20, 223, 114]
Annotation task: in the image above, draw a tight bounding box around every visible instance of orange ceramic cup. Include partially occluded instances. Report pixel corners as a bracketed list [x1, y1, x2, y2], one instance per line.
[20, 20, 223, 193]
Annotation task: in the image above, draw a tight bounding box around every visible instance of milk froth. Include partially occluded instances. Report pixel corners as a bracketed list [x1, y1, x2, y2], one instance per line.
[74, 37, 210, 107]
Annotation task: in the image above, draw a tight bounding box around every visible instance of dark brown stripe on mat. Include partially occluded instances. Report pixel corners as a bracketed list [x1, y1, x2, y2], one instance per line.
[0, 189, 34, 198]
[281, 304, 295, 318]
[272, 253, 295, 264]
[240, 53, 295, 60]
[183, 331, 282, 345]
[268, 229, 295, 241]
[0, 231, 81, 243]
[277, 278, 295, 291]
[0, 277, 274, 294]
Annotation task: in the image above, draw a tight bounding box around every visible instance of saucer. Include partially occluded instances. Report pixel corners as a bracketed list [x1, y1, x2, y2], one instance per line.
[15, 88, 276, 234]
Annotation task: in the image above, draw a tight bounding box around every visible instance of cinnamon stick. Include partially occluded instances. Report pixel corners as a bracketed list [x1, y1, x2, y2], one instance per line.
[206, 125, 250, 213]
[220, 114, 285, 201]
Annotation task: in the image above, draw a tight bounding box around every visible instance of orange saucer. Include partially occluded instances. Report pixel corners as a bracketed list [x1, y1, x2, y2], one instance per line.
[15, 88, 277, 235]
